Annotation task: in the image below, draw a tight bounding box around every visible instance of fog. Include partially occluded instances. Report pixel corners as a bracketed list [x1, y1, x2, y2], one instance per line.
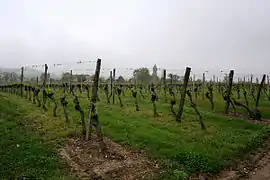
[0, 0, 269, 77]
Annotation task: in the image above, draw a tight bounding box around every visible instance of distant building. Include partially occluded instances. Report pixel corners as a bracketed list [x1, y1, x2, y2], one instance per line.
[152, 64, 158, 83]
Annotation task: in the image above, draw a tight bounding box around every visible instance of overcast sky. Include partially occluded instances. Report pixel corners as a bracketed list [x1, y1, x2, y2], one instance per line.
[0, 0, 269, 77]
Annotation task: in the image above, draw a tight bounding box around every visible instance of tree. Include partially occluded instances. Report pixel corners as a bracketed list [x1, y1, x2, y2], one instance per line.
[7, 72, 20, 82]
[40, 73, 50, 83]
[99, 77, 106, 83]
[133, 68, 151, 84]
[30, 77, 36, 82]
[128, 77, 136, 84]
[76, 74, 87, 82]
[1, 72, 11, 82]
[168, 73, 180, 82]
[61, 72, 71, 82]
[117, 76, 126, 83]
[49, 78, 55, 83]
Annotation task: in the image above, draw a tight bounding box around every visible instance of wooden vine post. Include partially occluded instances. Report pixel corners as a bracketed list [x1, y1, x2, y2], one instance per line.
[36, 76, 39, 85]
[176, 67, 191, 122]
[234, 75, 265, 120]
[112, 68, 116, 104]
[225, 70, 234, 114]
[163, 69, 167, 102]
[110, 71, 113, 99]
[255, 74, 266, 108]
[192, 74, 195, 97]
[267, 75, 270, 95]
[70, 70, 73, 93]
[20, 67, 24, 97]
[86, 59, 103, 144]
[43, 64, 48, 87]
[250, 74, 253, 94]
[42, 64, 48, 111]
[202, 73, 205, 99]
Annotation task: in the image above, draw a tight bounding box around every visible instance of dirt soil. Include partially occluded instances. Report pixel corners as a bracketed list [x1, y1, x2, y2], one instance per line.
[220, 112, 270, 125]
[59, 117, 270, 180]
[59, 135, 160, 180]
[219, 138, 270, 180]
[190, 138, 270, 180]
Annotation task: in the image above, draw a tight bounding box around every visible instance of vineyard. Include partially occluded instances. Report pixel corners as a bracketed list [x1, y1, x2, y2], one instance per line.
[1, 59, 270, 180]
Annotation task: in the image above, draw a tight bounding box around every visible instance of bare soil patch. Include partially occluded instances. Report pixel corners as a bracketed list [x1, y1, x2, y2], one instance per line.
[219, 112, 270, 125]
[190, 138, 270, 180]
[59, 135, 160, 180]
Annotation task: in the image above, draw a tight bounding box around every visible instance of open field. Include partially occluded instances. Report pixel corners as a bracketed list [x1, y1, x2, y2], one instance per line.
[1, 1, 270, 179]
[1, 77, 270, 179]
[0, 94, 73, 180]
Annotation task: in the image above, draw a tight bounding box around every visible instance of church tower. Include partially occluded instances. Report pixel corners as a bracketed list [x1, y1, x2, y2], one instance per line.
[152, 64, 158, 83]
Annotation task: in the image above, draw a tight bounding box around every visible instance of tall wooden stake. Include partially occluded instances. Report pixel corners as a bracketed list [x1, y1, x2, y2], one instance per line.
[250, 74, 253, 93]
[70, 70, 73, 93]
[163, 69, 167, 102]
[43, 64, 48, 88]
[42, 64, 48, 111]
[256, 74, 266, 108]
[113, 68, 115, 104]
[110, 71, 113, 97]
[20, 67, 24, 97]
[10, 72, 13, 83]
[91, 60, 101, 103]
[202, 73, 205, 99]
[86, 59, 102, 141]
[176, 67, 191, 122]
[267, 75, 270, 94]
[192, 74, 195, 97]
[170, 73, 173, 86]
[225, 70, 234, 114]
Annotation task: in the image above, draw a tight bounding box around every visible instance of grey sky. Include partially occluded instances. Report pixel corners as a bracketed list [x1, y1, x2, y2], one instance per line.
[0, 0, 270, 78]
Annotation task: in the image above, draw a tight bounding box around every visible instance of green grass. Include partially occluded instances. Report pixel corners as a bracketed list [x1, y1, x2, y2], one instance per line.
[1, 87, 270, 179]
[0, 94, 72, 180]
[194, 91, 270, 118]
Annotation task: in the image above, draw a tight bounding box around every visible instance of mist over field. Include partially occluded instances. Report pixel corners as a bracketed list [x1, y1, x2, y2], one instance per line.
[0, 0, 270, 79]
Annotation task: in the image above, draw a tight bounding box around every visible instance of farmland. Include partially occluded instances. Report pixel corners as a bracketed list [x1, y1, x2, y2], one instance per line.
[1, 62, 270, 180]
